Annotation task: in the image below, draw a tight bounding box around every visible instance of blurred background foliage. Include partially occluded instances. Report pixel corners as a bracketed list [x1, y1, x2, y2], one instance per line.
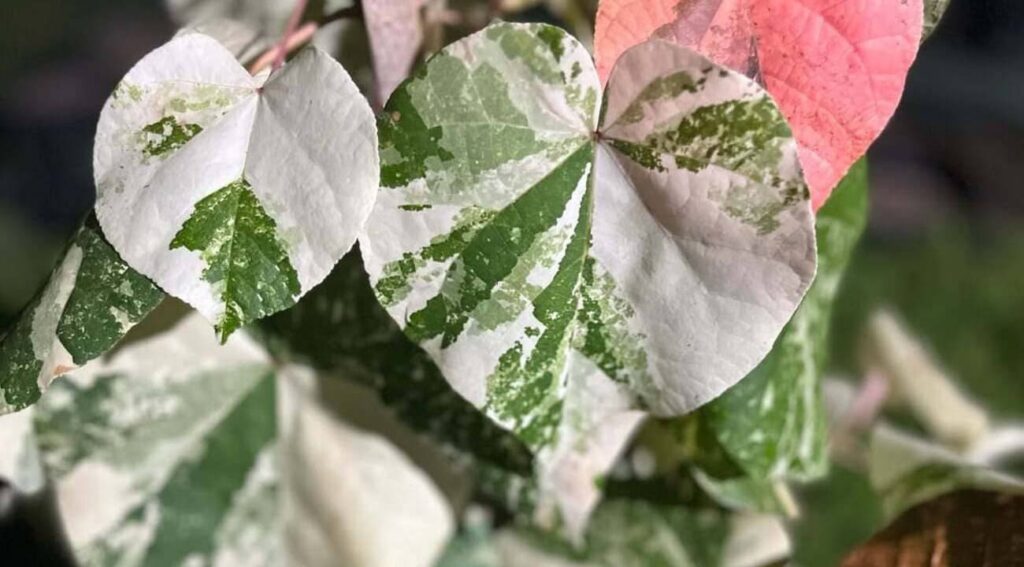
[1, 0, 1023, 564]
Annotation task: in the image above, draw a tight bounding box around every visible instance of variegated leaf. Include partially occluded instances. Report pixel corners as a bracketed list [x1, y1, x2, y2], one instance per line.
[694, 159, 869, 482]
[360, 23, 816, 535]
[595, 0, 923, 210]
[0, 223, 164, 415]
[1, 309, 465, 567]
[94, 33, 379, 341]
[30, 312, 279, 566]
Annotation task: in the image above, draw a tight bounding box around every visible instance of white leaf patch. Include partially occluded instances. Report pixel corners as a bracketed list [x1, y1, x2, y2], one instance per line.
[94, 33, 379, 338]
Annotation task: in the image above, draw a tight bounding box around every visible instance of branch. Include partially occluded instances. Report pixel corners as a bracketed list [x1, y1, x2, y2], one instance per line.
[273, 0, 310, 73]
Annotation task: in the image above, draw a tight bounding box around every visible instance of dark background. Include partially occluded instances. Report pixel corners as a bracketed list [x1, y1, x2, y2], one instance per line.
[0, 0, 1022, 564]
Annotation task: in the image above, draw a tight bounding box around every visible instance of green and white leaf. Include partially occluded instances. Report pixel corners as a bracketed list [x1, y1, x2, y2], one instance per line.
[26, 312, 278, 566]
[2, 310, 458, 567]
[0, 224, 164, 415]
[94, 32, 379, 341]
[693, 160, 870, 482]
[868, 425, 1024, 519]
[361, 23, 815, 534]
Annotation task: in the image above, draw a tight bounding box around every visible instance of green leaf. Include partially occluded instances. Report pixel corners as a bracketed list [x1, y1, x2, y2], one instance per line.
[170, 179, 301, 341]
[360, 23, 816, 535]
[694, 160, 870, 483]
[94, 33, 379, 341]
[0, 224, 164, 415]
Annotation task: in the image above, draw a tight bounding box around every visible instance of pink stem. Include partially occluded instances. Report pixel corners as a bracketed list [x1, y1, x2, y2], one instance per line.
[273, 0, 310, 73]
[248, 22, 319, 75]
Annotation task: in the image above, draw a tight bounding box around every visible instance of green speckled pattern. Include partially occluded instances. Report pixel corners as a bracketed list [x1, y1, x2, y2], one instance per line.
[360, 25, 817, 535]
[0, 224, 163, 415]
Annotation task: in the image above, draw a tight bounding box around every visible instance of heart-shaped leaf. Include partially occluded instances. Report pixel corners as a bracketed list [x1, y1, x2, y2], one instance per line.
[93, 33, 379, 341]
[360, 22, 816, 534]
[595, 0, 923, 210]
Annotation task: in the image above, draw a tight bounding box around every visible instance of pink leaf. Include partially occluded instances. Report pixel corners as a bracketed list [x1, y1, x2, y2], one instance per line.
[364, 0, 426, 106]
[596, 0, 923, 210]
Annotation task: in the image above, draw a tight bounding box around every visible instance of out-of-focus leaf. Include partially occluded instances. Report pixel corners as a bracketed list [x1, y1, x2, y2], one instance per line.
[868, 425, 1024, 519]
[862, 310, 991, 450]
[363, 0, 426, 105]
[790, 465, 885, 567]
[0, 407, 44, 492]
[0, 224, 164, 415]
[165, 0, 294, 35]
[93, 33, 379, 341]
[176, 18, 272, 62]
[30, 312, 278, 566]
[831, 225, 1024, 421]
[277, 365, 454, 567]
[439, 500, 789, 567]
[1, 310, 458, 567]
[595, 0, 922, 209]
[362, 22, 815, 536]
[840, 490, 1024, 567]
[923, 0, 952, 40]
[255, 250, 537, 514]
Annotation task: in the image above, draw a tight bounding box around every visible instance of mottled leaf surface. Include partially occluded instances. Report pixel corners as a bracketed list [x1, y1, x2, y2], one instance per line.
[0, 224, 163, 415]
[361, 23, 816, 535]
[94, 33, 379, 340]
[696, 159, 869, 481]
[1, 310, 465, 567]
[595, 0, 923, 209]
[29, 313, 279, 566]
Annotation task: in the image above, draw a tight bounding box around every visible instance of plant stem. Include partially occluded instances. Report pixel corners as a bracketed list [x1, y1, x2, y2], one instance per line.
[273, 0, 310, 73]
[247, 3, 363, 76]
